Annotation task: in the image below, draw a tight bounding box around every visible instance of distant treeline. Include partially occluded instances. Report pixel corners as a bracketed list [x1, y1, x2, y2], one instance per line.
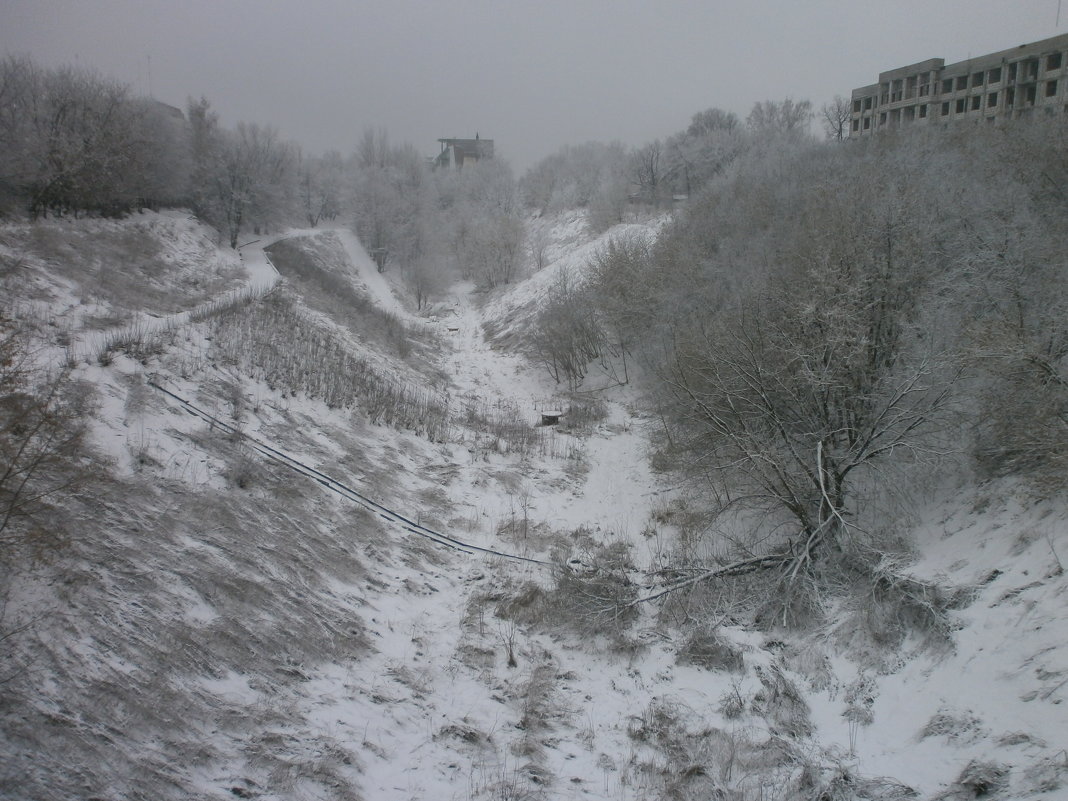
[0, 57, 536, 302]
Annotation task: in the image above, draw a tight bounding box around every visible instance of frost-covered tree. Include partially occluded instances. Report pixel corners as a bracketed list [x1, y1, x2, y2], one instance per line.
[746, 98, 813, 137]
[520, 141, 629, 219]
[530, 268, 605, 387]
[298, 150, 344, 227]
[350, 128, 427, 271]
[438, 158, 524, 288]
[208, 122, 295, 248]
[664, 107, 748, 198]
[617, 135, 970, 617]
[0, 59, 153, 217]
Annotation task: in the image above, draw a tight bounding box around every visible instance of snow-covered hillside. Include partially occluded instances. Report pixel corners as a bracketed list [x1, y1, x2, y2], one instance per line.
[1, 209, 1066, 801]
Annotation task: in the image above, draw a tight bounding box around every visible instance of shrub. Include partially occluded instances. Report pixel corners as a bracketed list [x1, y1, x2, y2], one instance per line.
[0, 318, 91, 557]
[751, 664, 813, 738]
[495, 541, 639, 646]
[677, 629, 744, 672]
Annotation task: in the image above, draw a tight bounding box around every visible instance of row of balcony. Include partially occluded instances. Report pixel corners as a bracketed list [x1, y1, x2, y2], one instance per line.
[855, 51, 1065, 114]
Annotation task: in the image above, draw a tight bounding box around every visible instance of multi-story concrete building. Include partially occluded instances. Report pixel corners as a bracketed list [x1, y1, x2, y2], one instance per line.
[850, 32, 1068, 137]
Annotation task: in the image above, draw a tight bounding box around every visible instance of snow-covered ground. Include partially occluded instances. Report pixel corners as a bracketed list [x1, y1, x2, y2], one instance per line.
[3, 209, 1068, 801]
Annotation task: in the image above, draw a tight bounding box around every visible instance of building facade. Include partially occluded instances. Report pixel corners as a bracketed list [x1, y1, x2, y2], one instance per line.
[850, 32, 1068, 137]
[434, 135, 494, 169]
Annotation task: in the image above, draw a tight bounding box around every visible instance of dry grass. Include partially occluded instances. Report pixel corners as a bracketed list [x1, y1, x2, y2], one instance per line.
[0, 427, 383, 800]
[9, 216, 244, 316]
[494, 541, 639, 648]
[265, 232, 424, 361]
[677, 628, 744, 672]
[210, 290, 452, 440]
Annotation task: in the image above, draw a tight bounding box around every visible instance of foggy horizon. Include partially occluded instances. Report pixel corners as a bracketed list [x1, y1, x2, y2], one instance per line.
[2, 0, 1065, 170]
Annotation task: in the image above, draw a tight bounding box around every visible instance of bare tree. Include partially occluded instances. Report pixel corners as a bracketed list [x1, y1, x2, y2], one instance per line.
[519, 140, 629, 222]
[530, 268, 605, 387]
[437, 158, 524, 287]
[630, 139, 673, 205]
[821, 95, 852, 141]
[948, 119, 1068, 488]
[0, 319, 88, 551]
[298, 150, 344, 227]
[665, 117, 747, 198]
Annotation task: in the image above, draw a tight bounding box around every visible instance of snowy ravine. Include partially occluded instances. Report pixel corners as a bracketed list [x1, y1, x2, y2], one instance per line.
[3, 209, 1067, 801]
[277, 218, 680, 800]
[271, 214, 1068, 801]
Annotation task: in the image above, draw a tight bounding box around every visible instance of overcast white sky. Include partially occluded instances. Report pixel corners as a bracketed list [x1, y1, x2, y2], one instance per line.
[2, 0, 1065, 170]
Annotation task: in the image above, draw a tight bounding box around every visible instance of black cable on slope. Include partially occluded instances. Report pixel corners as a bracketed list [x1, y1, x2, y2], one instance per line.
[147, 381, 552, 567]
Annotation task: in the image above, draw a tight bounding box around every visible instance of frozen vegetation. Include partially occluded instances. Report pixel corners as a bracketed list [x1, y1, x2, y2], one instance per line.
[2, 55, 1068, 801]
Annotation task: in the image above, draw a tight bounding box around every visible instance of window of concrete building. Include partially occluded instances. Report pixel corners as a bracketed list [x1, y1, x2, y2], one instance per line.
[864, 117, 871, 130]
[903, 106, 915, 122]
[956, 75, 968, 90]
[1008, 62, 1018, 81]
[1007, 87, 1015, 106]
[1026, 59, 1039, 79]
[988, 91, 998, 107]
[1049, 52, 1063, 71]
[879, 112, 887, 125]
[852, 119, 860, 132]
[853, 99, 861, 112]
[941, 101, 950, 116]
[1026, 85, 1037, 104]
[971, 95, 982, 111]
[864, 97, 872, 110]
[988, 67, 1002, 83]
[919, 72, 930, 95]
[919, 103, 928, 118]
[972, 71, 984, 87]
[943, 78, 954, 93]
[1047, 79, 1059, 97]
[956, 98, 966, 113]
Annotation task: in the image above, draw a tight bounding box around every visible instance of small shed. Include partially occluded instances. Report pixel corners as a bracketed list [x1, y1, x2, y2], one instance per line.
[540, 409, 563, 426]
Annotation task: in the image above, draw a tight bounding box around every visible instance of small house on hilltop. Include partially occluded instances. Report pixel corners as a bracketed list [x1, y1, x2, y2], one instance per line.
[434, 134, 494, 169]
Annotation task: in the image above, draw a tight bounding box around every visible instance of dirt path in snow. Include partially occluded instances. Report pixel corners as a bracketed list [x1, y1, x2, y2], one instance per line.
[440, 280, 548, 416]
[437, 279, 664, 551]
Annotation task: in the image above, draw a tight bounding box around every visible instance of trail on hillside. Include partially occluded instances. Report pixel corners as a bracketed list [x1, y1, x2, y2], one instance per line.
[66, 230, 283, 364]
